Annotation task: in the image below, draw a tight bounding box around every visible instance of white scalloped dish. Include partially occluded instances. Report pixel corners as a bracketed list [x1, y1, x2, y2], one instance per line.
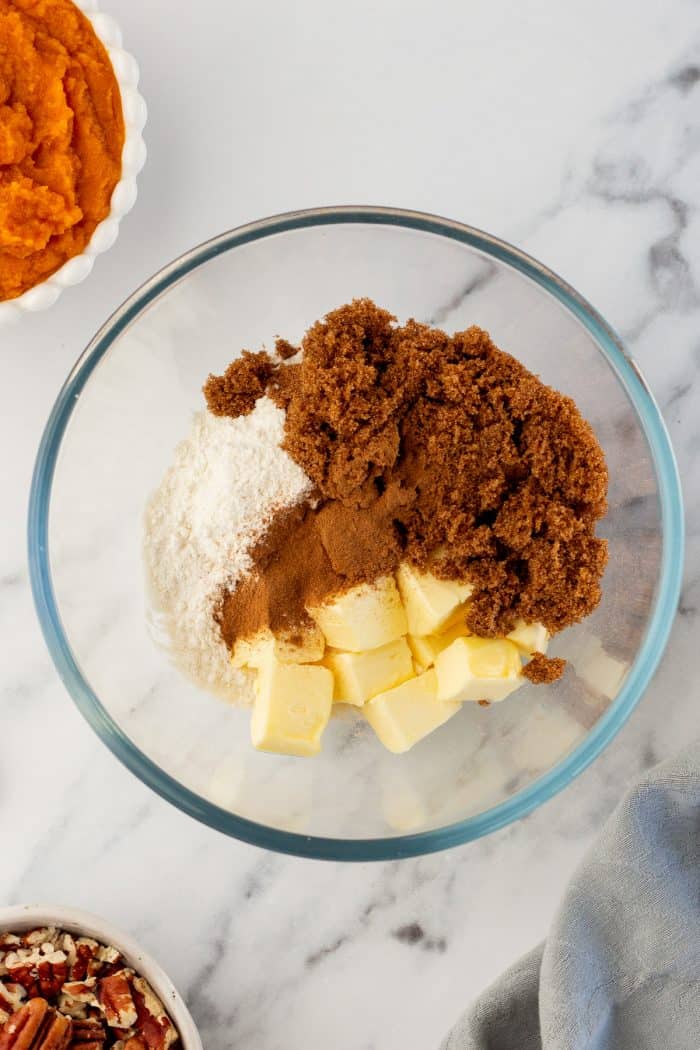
[0, 0, 147, 323]
[0, 905, 203, 1049]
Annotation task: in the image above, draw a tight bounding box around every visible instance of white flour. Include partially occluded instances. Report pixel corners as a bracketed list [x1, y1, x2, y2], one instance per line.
[143, 397, 312, 700]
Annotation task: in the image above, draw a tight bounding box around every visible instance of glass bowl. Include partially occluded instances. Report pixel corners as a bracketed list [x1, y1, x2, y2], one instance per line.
[29, 207, 683, 860]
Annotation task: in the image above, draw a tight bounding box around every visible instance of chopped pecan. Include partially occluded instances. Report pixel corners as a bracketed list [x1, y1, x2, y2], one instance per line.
[4, 950, 67, 1003]
[97, 972, 136, 1030]
[57, 943, 75, 982]
[3, 957, 39, 1001]
[0, 998, 49, 1050]
[0, 999, 72, 1050]
[36, 1009, 72, 1050]
[68, 945, 99, 985]
[35, 959, 67, 1004]
[60, 983, 97, 1009]
[0, 984, 26, 1015]
[0, 998, 70, 1050]
[55, 1000, 84, 1025]
[68, 1017, 105, 1048]
[0, 930, 180, 1049]
[21, 932, 55, 950]
[131, 981, 177, 1050]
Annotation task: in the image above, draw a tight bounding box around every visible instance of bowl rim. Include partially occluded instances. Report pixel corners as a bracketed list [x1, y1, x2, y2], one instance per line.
[28, 205, 685, 861]
[0, 904, 202, 1049]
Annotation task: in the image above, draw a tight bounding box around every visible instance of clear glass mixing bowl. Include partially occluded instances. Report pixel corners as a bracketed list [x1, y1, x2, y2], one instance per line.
[29, 207, 683, 860]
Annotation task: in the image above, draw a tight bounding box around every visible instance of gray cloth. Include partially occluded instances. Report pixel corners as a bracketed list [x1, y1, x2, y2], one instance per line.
[442, 742, 700, 1050]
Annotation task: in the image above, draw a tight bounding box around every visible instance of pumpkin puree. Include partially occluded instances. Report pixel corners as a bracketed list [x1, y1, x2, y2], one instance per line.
[0, 0, 125, 300]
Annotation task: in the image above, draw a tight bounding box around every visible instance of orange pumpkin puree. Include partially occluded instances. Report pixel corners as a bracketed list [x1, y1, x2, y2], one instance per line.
[0, 0, 125, 300]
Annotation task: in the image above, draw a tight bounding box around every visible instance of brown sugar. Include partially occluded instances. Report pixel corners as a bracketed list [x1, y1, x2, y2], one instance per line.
[210, 299, 608, 651]
[204, 351, 275, 418]
[522, 653, 566, 684]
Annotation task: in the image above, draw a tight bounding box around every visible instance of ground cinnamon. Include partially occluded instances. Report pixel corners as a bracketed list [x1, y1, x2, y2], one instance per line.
[206, 300, 608, 652]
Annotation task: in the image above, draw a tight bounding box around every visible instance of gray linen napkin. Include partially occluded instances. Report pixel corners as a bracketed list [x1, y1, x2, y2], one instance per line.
[442, 742, 700, 1050]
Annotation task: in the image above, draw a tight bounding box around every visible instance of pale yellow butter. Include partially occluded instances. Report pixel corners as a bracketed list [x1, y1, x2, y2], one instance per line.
[325, 637, 414, 706]
[396, 563, 473, 636]
[506, 620, 549, 655]
[308, 575, 407, 652]
[364, 669, 461, 753]
[435, 636, 524, 703]
[408, 621, 471, 672]
[231, 624, 325, 669]
[251, 656, 333, 757]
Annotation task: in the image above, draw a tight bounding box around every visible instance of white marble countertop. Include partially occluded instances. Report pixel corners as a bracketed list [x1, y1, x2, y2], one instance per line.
[2, 1, 700, 1047]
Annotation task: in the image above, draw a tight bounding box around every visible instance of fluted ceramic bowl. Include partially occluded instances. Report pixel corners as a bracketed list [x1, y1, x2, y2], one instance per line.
[0, 0, 147, 323]
[29, 207, 683, 860]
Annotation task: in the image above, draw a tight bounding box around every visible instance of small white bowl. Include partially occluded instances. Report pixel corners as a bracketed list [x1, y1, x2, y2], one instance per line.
[0, 904, 202, 1050]
[0, 0, 147, 324]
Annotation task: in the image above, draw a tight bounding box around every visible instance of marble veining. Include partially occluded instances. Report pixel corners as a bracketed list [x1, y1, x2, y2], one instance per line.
[2, 1, 700, 1048]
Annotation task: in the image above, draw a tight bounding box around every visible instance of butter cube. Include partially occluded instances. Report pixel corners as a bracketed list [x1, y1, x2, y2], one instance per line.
[408, 621, 471, 672]
[308, 575, 407, 652]
[325, 637, 414, 706]
[364, 669, 461, 753]
[232, 624, 325, 669]
[251, 656, 333, 757]
[506, 620, 549, 655]
[435, 637, 524, 703]
[396, 563, 473, 636]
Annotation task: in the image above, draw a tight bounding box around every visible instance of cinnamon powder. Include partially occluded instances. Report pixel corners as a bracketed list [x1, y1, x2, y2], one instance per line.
[205, 300, 608, 652]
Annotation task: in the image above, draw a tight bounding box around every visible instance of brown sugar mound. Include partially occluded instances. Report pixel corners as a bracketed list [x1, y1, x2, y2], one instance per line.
[522, 653, 566, 684]
[207, 299, 608, 649]
[204, 351, 275, 418]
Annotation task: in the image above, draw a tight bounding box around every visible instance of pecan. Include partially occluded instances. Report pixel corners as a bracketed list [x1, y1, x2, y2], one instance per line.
[130, 981, 177, 1050]
[0, 984, 26, 1015]
[0, 938, 20, 954]
[4, 950, 67, 1002]
[94, 951, 119, 971]
[35, 959, 67, 1003]
[59, 983, 97, 1009]
[36, 1009, 72, 1050]
[97, 972, 136, 1030]
[68, 1018, 105, 1048]
[0, 998, 71, 1050]
[0, 998, 49, 1050]
[54, 1000, 84, 1025]
[3, 958, 39, 1001]
[68, 945, 99, 985]
[20, 933, 54, 950]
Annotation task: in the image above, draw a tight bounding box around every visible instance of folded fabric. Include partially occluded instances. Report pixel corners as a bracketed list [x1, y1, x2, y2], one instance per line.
[441, 741, 700, 1050]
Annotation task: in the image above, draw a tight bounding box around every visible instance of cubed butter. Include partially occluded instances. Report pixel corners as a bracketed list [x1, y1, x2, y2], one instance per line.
[435, 637, 524, 703]
[506, 620, 549, 655]
[325, 637, 415, 706]
[308, 575, 407, 652]
[232, 624, 325, 669]
[364, 669, 461, 753]
[251, 656, 333, 757]
[396, 563, 473, 636]
[408, 621, 471, 672]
